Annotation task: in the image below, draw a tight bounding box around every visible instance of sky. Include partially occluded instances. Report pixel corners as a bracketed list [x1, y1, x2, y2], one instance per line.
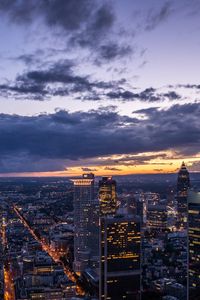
[0, 0, 200, 177]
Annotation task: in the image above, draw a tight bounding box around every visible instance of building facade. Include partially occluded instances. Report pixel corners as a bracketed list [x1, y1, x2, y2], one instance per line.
[99, 176, 141, 299]
[176, 162, 190, 230]
[100, 214, 141, 300]
[99, 176, 117, 216]
[147, 204, 167, 230]
[188, 190, 200, 299]
[71, 173, 96, 273]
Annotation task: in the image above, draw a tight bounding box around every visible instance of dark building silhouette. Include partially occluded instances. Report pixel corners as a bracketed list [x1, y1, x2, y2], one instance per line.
[175, 163, 190, 299]
[188, 190, 200, 299]
[176, 162, 190, 229]
[177, 162, 190, 195]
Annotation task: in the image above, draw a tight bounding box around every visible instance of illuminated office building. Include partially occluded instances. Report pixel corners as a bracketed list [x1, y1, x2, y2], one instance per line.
[176, 162, 190, 229]
[99, 177, 141, 299]
[71, 173, 96, 273]
[147, 204, 167, 230]
[188, 190, 200, 298]
[99, 176, 117, 215]
[100, 214, 141, 300]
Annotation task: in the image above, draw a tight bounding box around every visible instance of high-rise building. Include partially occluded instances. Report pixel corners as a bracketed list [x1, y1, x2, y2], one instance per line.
[174, 163, 190, 300]
[147, 204, 167, 230]
[71, 173, 96, 273]
[177, 162, 190, 195]
[100, 214, 141, 300]
[99, 177, 141, 299]
[99, 176, 117, 216]
[188, 190, 200, 298]
[176, 162, 190, 229]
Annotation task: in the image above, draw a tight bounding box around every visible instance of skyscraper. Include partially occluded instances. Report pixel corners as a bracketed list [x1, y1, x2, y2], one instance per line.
[176, 162, 190, 229]
[99, 176, 117, 216]
[175, 162, 190, 300]
[71, 173, 95, 273]
[147, 204, 167, 230]
[99, 176, 141, 299]
[188, 190, 200, 299]
[100, 214, 141, 300]
[177, 162, 190, 196]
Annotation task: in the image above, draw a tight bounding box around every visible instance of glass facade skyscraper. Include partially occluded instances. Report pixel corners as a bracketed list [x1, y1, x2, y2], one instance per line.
[71, 173, 95, 273]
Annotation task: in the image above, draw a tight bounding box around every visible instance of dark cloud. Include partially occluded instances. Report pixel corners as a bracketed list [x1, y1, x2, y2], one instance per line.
[134, 107, 159, 114]
[162, 91, 181, 100]
[112, 153, 168, 166]
[0, 60, 124, 100]
[145, 1, 173, 31]
[72, 2, 115, 47]
[0, 154, 67, 173]
[106, 90, 135, 100]
[0, 54, 185, 102]
[81, 167, 97, 172]
[0, 1, 113, 37]
[98, 43, 132, 61]
[104, 167, 122, 171]
[0, 66, 185, 102]
[17, 60, 76, 84]
[107, 88, 158, 102]
[78, 92, 101, 101]
[176, 84, 200, 89]
[0, 0, 132, 63]
[15, 53, 43, 66]
[139, 88, 160, 101]
[0, 103, 200, 173]
[0, 82, 47, 98]
[106, 87, 181, 102]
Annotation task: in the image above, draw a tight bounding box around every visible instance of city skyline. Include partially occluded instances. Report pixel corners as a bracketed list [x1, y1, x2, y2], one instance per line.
[0, 164, 200, 299]
[0, 0, 200, 176]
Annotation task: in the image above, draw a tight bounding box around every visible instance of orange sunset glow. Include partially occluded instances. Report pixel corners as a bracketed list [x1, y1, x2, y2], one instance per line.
[1, 151, 199, 177]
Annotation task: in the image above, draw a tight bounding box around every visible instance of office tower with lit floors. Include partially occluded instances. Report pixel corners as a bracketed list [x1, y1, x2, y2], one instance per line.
[147, 204, 167, 230]
[188, 190, 200, 299]
[71, 173, 97, 273]
[99, 177, 141, 300]
[176, 162, 190, 230]
[99, 176, 117, 215]
[100, 214, 141, 300]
